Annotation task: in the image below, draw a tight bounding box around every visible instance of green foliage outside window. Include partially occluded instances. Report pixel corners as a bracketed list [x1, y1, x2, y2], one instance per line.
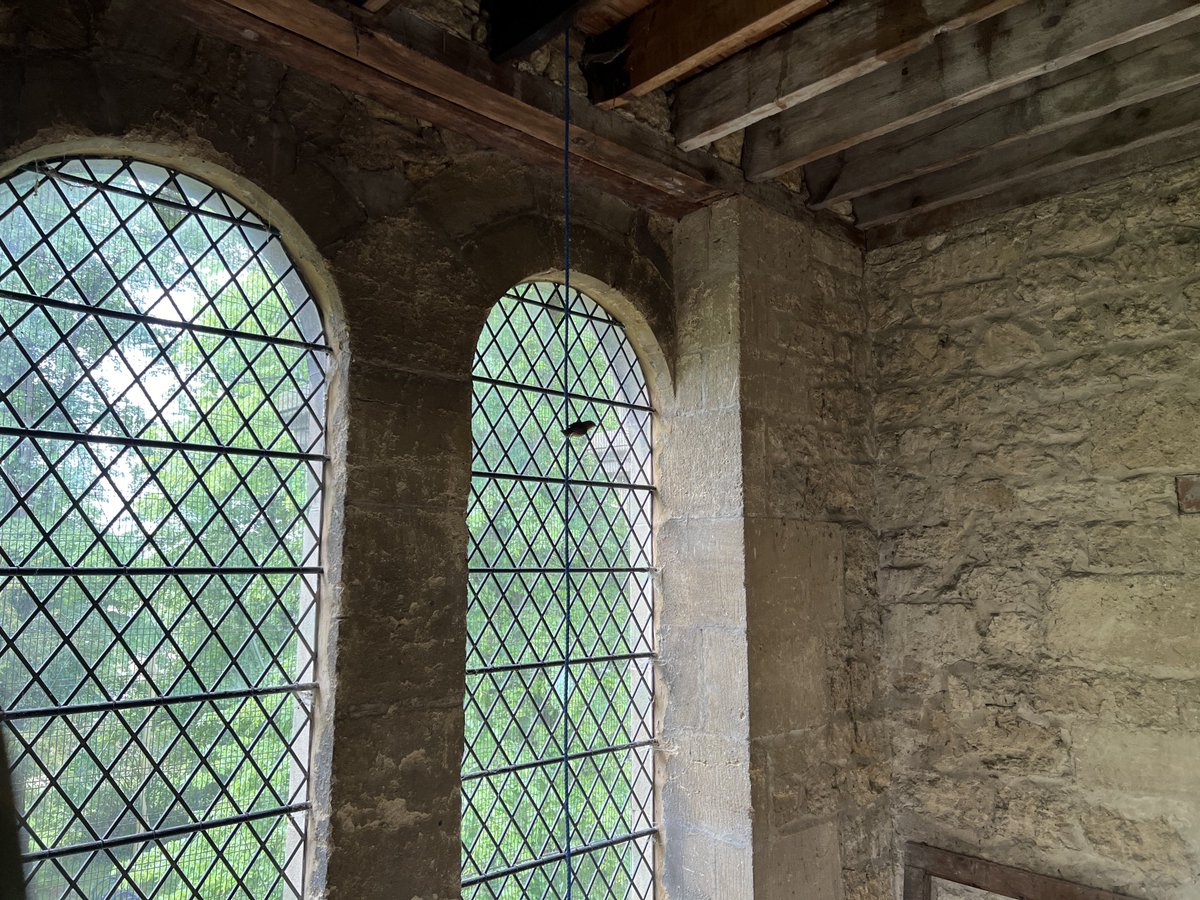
[0, 158, 325, 899]
[463, 284, 655, 899]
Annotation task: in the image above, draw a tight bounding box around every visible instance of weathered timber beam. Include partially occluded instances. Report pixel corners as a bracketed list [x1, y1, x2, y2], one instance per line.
[807, 19, 1200, 208]
[584, 0, 828, 108]
[904, 844, 1144, 900]
[743, 0, 1200, 181]
[576, 0, 655, 36]
[854, 86, 1200, 228]
[866, 119, 1200, 248]
[902, 866, 932, 900]
[170, 0, 852, 233]
[169, 0, 769, 221]
[673, 0, 1026, 151]
[483, 0, 590, 61]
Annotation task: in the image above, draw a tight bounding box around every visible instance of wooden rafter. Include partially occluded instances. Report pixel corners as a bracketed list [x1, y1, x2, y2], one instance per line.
[483, 0, 590, 61]
[584, 0, 829, 108]
[866, 125, 1200, 247]
[854, 88, 1200, 228]
[805, 20, 1200, 209]
[167, 0, 838, 228]
[672, 0, 1026, 152]
[575, 0, 655, 35]
[742, 0, 1200, 181]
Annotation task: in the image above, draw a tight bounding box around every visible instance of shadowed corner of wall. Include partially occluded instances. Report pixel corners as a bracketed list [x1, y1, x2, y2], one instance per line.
[0, 738, 24, 900]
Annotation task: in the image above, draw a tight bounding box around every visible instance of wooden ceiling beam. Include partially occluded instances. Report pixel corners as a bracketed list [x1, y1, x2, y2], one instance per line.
[673, 0, 1026, 152]
[806, 20, 1200, 208]
[575, 0, 655, 35]
[743, 0, 1200, 181]
[483, 0, 590, 62]
[855, 87, 1200, 230]
[167, 0, 839, 227]
[584, 0, 829, 108]
[865, 125, 1200, 245]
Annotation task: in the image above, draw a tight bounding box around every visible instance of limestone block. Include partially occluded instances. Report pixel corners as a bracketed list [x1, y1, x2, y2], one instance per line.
[658, 516, 747, 626]
[758, 820, 844, 900]
[661, 734, 753, 838]
[887, 604, 981, 678]
[656, 408, 744, 519]
[346, 366, 471, 509]
[675, 344, 741, 411]
[753, 731, 841, 826]
[1026, 212, 1122, 259]
[746, 520, 843, 736]
[662, 828, 753, 900]
[1073, 726, 1200, 797]
[973, 321, 1044, 370]
[876, 327, 969, 382]
[981, 613, 1042, 658]
[662, 625, 751, 735]
[1087, 385, 1200, 472]
[903, 281, 1003, 323]
[1079, 806, 1193, 868]
[412, 153, 535, 238]
[1047, 576, 1200, 677]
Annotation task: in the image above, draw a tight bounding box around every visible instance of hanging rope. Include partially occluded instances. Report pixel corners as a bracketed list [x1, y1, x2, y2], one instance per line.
[560, 23, 575, 900]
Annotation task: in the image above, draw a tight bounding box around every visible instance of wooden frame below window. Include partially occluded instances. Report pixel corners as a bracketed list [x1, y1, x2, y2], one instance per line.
[903, 843, 1142, 900]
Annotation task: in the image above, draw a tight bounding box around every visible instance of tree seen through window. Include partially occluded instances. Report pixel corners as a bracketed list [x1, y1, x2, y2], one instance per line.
[0, 156, 327, 899]
[463, 282, 656, 899]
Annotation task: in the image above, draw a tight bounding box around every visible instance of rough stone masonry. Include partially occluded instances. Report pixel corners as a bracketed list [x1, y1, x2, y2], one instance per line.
[870, 158, 1200, 900]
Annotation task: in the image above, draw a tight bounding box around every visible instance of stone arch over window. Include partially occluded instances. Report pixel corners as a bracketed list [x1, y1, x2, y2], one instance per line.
[461, 277, 660, 898]
[0, 147, 344, 899]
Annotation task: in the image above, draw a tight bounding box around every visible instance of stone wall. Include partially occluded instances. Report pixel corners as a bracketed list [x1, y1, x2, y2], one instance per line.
[869, 158, 1200, 899]
[664, 200, 887, 900]
[738, 206, 888, 900]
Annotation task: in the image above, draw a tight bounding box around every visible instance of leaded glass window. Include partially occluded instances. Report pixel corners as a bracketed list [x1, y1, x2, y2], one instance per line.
[0, 156, 328, 898]
[463, 281, 655, 899]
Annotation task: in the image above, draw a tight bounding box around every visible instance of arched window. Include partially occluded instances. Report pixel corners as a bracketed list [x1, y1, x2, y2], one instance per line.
[463, 282, 655, 898]
[0, 156, 328, 898]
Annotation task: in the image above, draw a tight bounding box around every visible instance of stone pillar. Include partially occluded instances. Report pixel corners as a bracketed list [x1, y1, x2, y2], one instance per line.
[662, 199, 886, 900]
[658, 201, 755, 900]
[319, 216, 483, 900]
[739, 207, 883, 900]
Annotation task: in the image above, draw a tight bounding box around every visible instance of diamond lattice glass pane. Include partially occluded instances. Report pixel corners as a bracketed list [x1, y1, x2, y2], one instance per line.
[0, 156, 326, 899]
[464, 283, 655, 898]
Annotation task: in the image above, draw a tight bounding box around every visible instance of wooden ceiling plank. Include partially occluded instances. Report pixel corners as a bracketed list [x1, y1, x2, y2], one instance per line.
[586, 0, 829, 108]
[575, 0, 655, 35]
[867, 126, 1200, 247]
[170, 0, 699, 212]
[806, 20, 1200, 208]
[484, 0, 591, 61]
[175, 0, 727, 210]
[673, 0, 1026, 152]
[854, 86, 1200, 229]
[168, 0, 849, 233]
[744, 0, 1200, 181]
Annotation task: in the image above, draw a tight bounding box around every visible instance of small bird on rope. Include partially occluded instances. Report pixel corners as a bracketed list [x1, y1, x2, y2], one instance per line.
[562, 420, 596, 438]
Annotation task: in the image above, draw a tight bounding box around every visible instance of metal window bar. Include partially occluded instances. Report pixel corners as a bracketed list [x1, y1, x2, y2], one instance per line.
[463, 281, 656, 899]
[0, 156, 327, 899]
